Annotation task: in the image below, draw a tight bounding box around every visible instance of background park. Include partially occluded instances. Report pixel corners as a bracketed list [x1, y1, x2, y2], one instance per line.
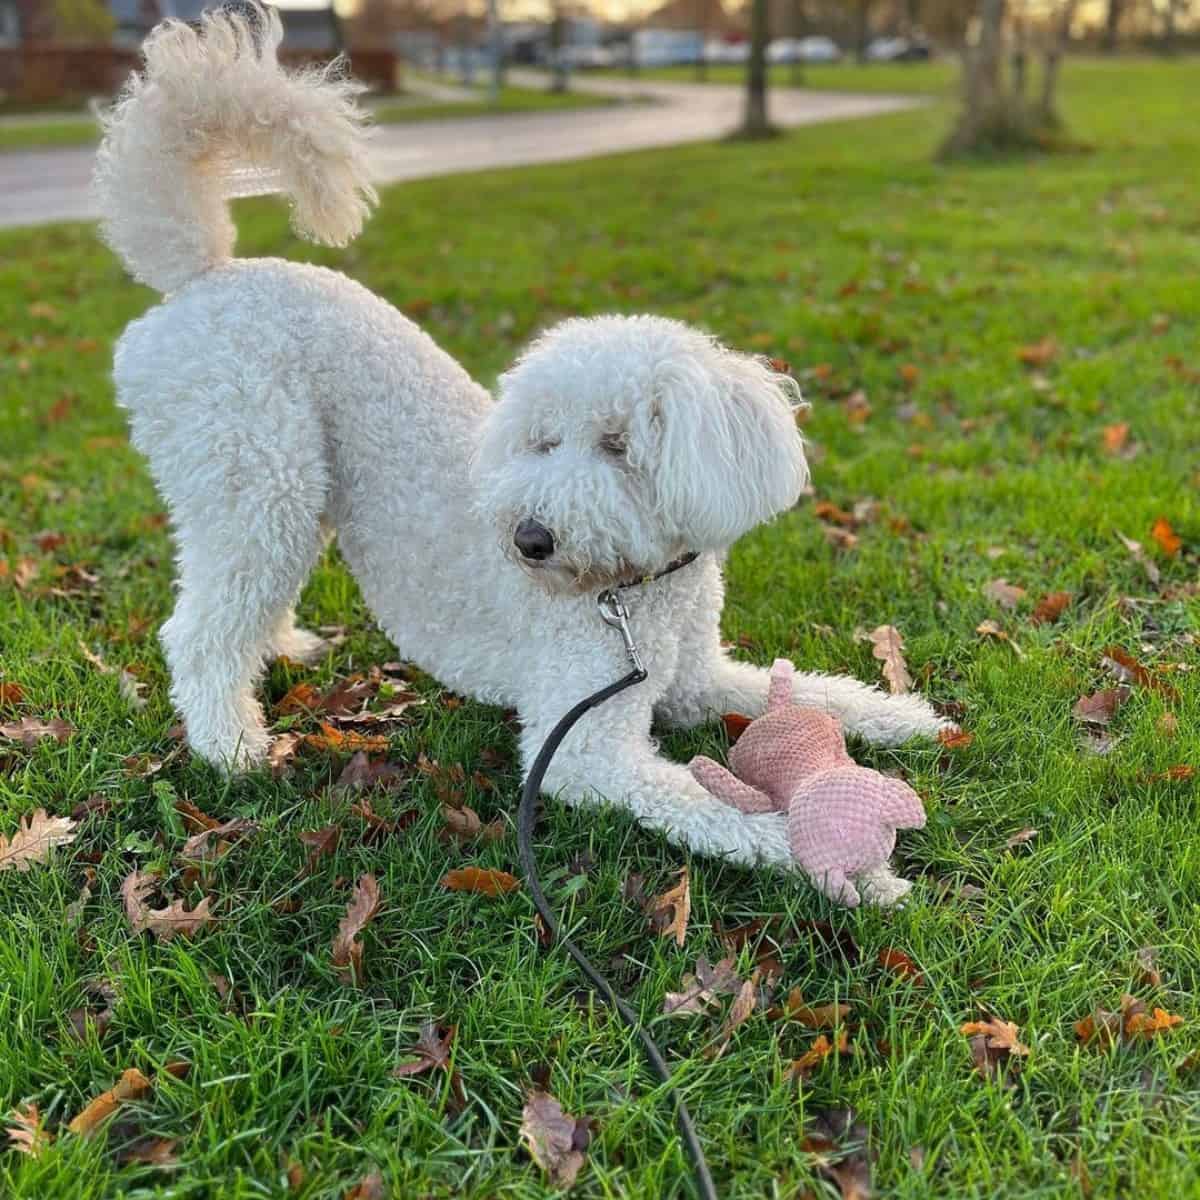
[1, 0, 1198, 1196]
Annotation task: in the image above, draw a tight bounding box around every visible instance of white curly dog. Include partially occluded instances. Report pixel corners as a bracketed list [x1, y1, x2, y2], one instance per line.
[96, 6, 949, 884]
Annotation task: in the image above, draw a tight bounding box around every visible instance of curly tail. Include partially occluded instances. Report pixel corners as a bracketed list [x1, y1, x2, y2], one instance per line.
[92, 3, 376, 295]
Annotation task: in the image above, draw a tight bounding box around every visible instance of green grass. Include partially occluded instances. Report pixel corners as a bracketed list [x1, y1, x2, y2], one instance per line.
[2, 55, 1199, 1199]
[0, 118, 100, 152]
[0, 85, 618, 153]
[602, 58, 959, 95]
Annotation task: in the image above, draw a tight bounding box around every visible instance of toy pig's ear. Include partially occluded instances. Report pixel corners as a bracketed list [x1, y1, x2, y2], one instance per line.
[767, 659, 795, 711]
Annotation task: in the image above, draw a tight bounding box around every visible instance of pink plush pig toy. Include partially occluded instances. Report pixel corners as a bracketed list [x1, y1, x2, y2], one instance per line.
[690, 659, 927, 907]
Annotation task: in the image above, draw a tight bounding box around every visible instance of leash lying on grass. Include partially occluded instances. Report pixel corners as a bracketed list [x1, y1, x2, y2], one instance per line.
[516, 556, 718, 1200]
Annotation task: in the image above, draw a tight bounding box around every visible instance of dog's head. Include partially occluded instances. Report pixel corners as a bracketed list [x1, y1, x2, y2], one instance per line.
[472, 314, 808, 592]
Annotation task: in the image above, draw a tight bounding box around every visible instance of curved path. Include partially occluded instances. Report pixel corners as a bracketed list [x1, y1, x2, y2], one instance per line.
[0, 74, 920, 229]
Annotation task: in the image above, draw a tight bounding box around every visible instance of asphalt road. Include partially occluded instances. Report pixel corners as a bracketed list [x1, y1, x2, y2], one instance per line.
[0, 75, 920, 230]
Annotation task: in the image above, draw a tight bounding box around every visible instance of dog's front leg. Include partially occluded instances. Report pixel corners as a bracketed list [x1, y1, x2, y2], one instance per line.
[519, 687, 793, 869]
[661, 644, 950, 748]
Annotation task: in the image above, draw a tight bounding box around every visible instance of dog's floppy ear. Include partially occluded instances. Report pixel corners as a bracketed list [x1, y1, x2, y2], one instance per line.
[647, 349, 808, 549]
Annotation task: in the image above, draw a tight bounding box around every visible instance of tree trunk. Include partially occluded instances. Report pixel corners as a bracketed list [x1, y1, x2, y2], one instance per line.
[1101, 0, 1121, 51]
[938, 0, 1006, 156]
[15, 0, 52, 42]
[694, 0, 708, 81]
[487, 0, 503, 102]
[740, 0, 771, 136]
[1039, 0, 1076, 123]
[790, 0, 805, 86]
[549, 6, 569, 92]
[854, 0, 871, 63]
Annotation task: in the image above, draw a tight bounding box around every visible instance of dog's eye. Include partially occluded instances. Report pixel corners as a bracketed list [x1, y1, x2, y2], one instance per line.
[598, 432, 627, 459]
[532, 438, 560, 455]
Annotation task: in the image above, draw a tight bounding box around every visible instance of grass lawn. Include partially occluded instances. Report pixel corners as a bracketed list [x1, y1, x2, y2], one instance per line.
[0, 84, 618, 153]
[2, 56, 1199, 1200]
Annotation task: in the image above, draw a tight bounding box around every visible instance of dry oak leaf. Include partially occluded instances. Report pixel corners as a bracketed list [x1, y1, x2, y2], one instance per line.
[0, 716, 74, 746]
[68, 1067, 152, 1137]
[393, 1021, 455, 1077]
[776, 987, 851, 1029]
[663, 955, 743, 1016]
[331, 873, 381, 984]
[0, 808, 76, 872]
[1102, 422, 1130, 455]
[1101, 646, 1180, 702]
[1122, 994, 1182, 1038]
[1016, 337, 1058, 368]
[868, 625, 912, 695]
[1072, 689, 1127, 727]
[0, 681, 24, 708]
[303, 722, 388, 755]
[937, 727, 974, 750]
[118, 1137, 180, 1167]
[520, 1090, 593, 1189]
[786, 1031, 850, 1083]
[440, 866, 520, 896]
[1031, 591, 1072, 626]
[976, 620, 1023, 657]
[983, 578, 1027, 610]
[877, 948, 925, 987]
[722, 712, 752, 743]
[6, 1103, 51, 1157]
[1150, 517, 1182, 558]
[706, 971, 761, 1060]
[1136, 946, 1163, 988]
[344, 1171, 386, 1200]
[1005, 827, 1038, 850]
[647, 866, 691, 947]
[121, 869, 214, 941]
[1116, 531, 1161, 586]
[1074, 1008, 1122, 1049]
[961, 1018, 1030, 1056]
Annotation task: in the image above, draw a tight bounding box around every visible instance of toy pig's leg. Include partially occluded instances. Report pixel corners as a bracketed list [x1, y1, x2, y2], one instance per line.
[689, 756, 779, 814]
[810, 866, 861, 909]
[878, 777, 928, 830]
[856, 863, 913, 907]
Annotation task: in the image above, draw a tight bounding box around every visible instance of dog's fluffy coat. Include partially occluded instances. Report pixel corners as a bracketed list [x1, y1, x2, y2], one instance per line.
[97, 6, 948, 883]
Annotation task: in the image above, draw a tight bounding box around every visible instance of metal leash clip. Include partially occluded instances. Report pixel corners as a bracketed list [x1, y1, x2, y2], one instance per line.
[596, 588, 647, 681]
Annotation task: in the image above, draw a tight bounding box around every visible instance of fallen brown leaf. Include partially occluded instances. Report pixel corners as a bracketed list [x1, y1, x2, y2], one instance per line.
[331, 874, 381, 985]
[1101, 646, 1180, 701]
[1101, 423, 1130, 455]
[0, 808, 76, 872]
[440, 865, 519, 896]
[0, 716, 74, 746]
[1005, 827, 1038, 850]
[6, 1103, 51, 1157]
[983, 578, 1027, 610]
[298, 826, 341, 876]
[1135, 946, 1162, 988]
[775, 986, 850, 1029]
[393, 1021, 455, 1077]
[303, 722, 388, 755]
[868, 625, 912, 695]
[1017, 337, 1058, 368]
[1031, 591, 1071, 626]
[937, 727, 974, 750]
[877, 948, 925, 987]
[1074, 1007, 1122, 1049]
[520, 1091, 593, 1188]
[1072, 688, 1127, 726]
[787, 1030, 850, 1082]
[344, 1170, 386, 1200]
[1122, 994, 1182, 1038]
[68, 1067, 152, 1136]
[722, 712, 752, 743]
[0, 681, 23, 708]
[976, 620, 1023, 657]
[706, 971, 760, 1059]
[1116, 531, 1161, 586]
[267, 732, 303, 774]
[118, 1137, 180, 1167]
[120, 869, 213, 941]
[335, 751, 407, 791]
[647, 867, 691, 947]
[1150, 517, 1182, 558]
[663, 956, 743, 1016]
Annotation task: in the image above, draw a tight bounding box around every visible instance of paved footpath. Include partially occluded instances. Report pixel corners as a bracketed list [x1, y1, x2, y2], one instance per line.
[0, 73, 920, 230]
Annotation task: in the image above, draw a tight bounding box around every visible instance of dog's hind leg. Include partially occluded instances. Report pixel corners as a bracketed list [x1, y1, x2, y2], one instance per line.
[149, 429, 330, 772]
[265, 607, 328, 666]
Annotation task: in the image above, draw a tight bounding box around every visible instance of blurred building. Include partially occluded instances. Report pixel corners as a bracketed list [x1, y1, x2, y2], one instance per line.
[109, 0, 341, 50]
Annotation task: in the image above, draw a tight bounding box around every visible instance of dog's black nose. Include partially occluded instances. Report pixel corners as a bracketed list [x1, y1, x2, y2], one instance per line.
[514, 518, 555, 561]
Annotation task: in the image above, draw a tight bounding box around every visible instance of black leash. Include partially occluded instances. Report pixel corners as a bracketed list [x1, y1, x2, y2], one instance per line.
[516, 553, 718, 1200]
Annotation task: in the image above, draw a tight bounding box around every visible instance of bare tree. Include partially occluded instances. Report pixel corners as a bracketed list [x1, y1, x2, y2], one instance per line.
[737, 0, 774, 136]
[548, 0, 570, 92]
[1101, 0, 1122, 50]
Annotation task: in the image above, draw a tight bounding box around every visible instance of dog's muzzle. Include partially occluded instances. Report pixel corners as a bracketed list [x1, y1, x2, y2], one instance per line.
[514, 518, 555, 562]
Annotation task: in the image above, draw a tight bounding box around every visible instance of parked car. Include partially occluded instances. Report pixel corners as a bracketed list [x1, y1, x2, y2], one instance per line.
[704, 38, 749, 64]
[864, 36, 931, 61]
[767, 36, 843, 63]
